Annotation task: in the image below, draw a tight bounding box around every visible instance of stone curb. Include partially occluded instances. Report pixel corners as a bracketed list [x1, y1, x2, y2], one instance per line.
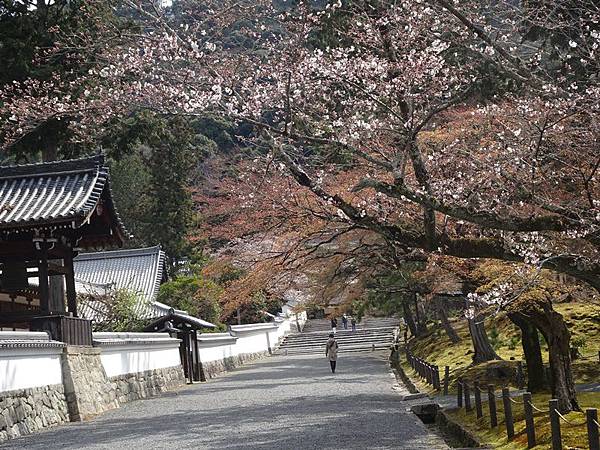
[391, 355, 488, 449]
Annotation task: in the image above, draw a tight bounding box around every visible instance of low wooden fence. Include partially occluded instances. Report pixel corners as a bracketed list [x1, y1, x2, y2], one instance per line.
[405, 348, 442, 390]
[457, 379, 600, 450]
[405, 348, 599, 449]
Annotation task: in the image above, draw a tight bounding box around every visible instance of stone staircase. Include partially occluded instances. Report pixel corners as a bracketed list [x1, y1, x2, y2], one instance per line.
[274, 317, 399, 356]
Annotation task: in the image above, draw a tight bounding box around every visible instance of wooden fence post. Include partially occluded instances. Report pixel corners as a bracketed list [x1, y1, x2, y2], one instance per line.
[434, 366, 441, 390]
[474, 381, 483, 419]
[502, 387, 515, 440]
[488, 385, 498, 428]
[549, 399, 562, 450]
[457, 379, 463, 408]
[587, 408, 599, 450]
[464, 381, 472, 412]
[523, 392, 536, 448]
[443, 366, 449, 395]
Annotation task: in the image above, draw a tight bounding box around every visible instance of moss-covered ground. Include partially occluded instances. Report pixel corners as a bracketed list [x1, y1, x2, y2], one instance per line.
[403, 300, 600, 449]
[408, 301, 600, 390]
[445, 391, 600, 450]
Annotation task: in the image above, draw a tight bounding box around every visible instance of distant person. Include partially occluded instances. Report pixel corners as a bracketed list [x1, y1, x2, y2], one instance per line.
[331, 317, 337, 333]
[342, 314, 348, 330]
[325, 333, 339, 373]
[351, 317, 357, 332]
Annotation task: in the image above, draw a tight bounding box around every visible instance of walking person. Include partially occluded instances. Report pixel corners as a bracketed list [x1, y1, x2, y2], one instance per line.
[342, 314, 348, 330]
[330, 317, 337, 334]
[325, 333, 339, 373]
[351, 317, 357, 332]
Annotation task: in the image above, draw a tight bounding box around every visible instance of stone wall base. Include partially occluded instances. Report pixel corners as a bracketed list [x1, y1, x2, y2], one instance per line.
[202, 351, 269, 379]
[110, 365, 185, 405]
[1, 349, 185, 444]
[61, 346, 114, 421]
[0, 384, 69, 443]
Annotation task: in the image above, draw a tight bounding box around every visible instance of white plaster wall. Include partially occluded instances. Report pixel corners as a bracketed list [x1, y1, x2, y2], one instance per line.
[197, 336, 238, 363]
[0, 348, 63, 393]
[94, 334, 182, 378]
[99, 344, 181, 378]
[231, 323, 279, 355]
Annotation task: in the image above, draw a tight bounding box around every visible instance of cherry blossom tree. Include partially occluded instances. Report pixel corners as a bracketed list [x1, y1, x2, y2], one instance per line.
[2, 0, 600, 411]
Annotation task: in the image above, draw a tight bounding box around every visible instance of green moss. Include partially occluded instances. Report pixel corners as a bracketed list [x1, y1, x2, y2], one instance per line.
[447, 392, 600, 449]
[404, 301, 600, 448]
[408, 301, 600, 390]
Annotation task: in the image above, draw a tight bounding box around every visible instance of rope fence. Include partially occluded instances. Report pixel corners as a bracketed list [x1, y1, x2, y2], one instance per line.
[455, 379, 600, 450]
[403, 349, 599, 449]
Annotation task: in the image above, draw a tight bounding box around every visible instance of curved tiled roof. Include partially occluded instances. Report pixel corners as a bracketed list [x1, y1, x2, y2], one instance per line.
[0, 155, 127, 239]
[74, 245, 165, 301]
[74, 245, 168, 318]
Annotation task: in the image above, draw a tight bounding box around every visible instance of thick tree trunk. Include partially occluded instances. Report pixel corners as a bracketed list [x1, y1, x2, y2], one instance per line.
[436, 296, 460, 343]
[401, 297, 418, 337]
[413, 293, 427, 336]
[508, 313, 547, 392]
[545, 326, 578, 412]
[509, 299, 578, 412]
[467, 316, 500, 363]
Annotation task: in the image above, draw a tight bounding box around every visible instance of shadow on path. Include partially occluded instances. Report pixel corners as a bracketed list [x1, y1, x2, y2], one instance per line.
[1, 353, 446, 450]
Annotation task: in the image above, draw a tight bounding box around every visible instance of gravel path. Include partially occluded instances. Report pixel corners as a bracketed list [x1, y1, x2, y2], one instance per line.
[1, 352, 448, 450]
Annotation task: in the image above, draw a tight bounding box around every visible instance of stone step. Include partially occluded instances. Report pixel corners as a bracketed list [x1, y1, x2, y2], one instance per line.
[273, 343, 392, 355]
[284, 327, 395, 336]
[279, 338, 394, 349]
[303, 317, 399, 326]
[280, 336, 393, 348]
[275, 317, 398, 357]
[303, 322, 399, 332]
[283, 334, 395, 344]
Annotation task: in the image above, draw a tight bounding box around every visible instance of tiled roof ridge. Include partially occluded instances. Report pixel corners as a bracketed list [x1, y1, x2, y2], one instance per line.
[100, 164, 131, 241]
[152, 248, 166, 301]
[0, 154, 105, 179]
[76, 245, 162, 261]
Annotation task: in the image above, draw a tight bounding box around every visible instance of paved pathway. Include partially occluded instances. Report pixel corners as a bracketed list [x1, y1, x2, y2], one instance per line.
[1, 353, 448, 450]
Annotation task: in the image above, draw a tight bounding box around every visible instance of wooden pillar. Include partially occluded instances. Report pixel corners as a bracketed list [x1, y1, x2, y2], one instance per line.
[549, 399, 562, 450]
[194, 330, 206, 382]
[587, 408, 599, 450]
[186, 332, 194, 384]
[38, 246, 50, 314]
[464, 381, 472, 411]
[64, 253, 77, 317]
[191, 330, 199, 382]
[474, 382, 483, 419]
[502, 387, 515, 440]
[523, 392, 536, 448]
[488, 385, 498, 427]
[48, 262, 65, 313]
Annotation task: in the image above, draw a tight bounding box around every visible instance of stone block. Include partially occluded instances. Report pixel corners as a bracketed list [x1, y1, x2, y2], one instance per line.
[2, 409, 13, 428]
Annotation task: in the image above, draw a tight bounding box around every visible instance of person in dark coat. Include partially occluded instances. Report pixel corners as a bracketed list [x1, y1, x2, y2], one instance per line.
[342, 314, 348, 330]
[330, 317, 337, 333]
[351, 317, 357, 332]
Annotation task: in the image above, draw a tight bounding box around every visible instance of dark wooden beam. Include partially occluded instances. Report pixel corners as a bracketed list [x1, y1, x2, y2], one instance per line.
[64, 253, 77, 317]
[38, 247, 50, 315]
